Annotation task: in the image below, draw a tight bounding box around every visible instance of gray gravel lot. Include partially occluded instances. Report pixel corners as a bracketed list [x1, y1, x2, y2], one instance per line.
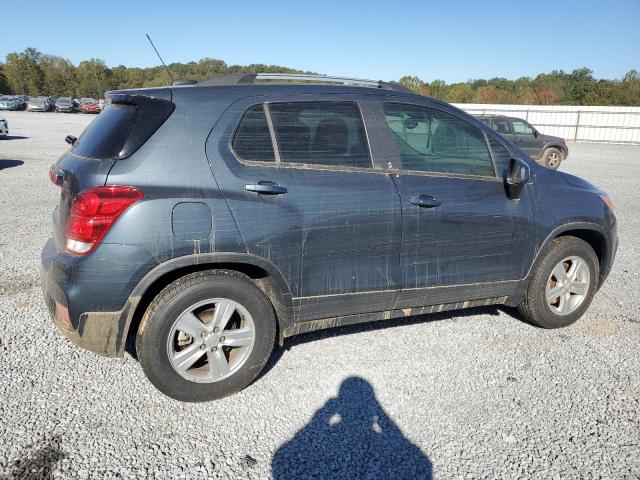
[0, 111, 639, 479]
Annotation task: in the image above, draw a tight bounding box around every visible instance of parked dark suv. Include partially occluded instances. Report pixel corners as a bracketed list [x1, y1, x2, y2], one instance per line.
[475, 115, 568, 170]
[41, 73, 617, 402]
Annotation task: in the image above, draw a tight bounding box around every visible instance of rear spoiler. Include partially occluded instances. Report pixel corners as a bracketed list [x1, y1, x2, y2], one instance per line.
[106, 87, 172, 103]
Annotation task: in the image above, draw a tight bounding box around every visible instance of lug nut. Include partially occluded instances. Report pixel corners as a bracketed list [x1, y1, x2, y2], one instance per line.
[200, 344, 207, 350]
[214, 327, 220, 333]
[212, 346, 217, 352]
[220, 336, 225, 342]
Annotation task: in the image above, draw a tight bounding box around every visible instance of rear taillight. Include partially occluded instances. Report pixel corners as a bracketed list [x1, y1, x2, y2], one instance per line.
[49, 165, 61, 186]
[65, 186, 143, 255]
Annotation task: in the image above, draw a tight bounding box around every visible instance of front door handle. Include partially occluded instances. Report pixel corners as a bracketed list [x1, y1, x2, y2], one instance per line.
[245, 180, 288, 195]
[410, 195, 441, 208]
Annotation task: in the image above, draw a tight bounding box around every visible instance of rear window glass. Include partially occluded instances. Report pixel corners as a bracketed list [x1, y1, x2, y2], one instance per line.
[232, 105, 275, 162]
[269, 101, 371, 168]
[72, 104, 137, 159]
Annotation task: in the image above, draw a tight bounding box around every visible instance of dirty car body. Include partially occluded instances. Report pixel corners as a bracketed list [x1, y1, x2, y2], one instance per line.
[41, 75, 617, 400]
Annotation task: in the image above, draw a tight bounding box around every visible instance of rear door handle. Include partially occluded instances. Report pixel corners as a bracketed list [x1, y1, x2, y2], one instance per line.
[245, 181, 288, 195]
[410, 195, 441, 208]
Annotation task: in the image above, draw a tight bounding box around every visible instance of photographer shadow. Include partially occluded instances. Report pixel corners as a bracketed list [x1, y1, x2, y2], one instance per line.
[271, 376, 432, 479]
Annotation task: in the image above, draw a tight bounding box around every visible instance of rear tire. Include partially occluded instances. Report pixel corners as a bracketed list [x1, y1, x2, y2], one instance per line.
[136, 270, 276, 402]
[542, 147, 563, 170]
[518, 236, 599, 329]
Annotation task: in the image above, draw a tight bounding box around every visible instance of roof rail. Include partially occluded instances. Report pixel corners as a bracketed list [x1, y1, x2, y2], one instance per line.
[197, 73, 412, 92]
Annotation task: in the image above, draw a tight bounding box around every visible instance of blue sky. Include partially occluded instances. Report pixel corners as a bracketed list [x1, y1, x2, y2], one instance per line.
[1, 0, 638, 83]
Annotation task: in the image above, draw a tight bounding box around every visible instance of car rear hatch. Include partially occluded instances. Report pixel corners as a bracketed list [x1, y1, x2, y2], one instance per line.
[50, 89, 175, 250]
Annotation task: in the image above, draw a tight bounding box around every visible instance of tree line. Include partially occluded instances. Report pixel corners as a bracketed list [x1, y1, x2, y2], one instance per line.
[399, 69, 640, 106]
[1, 47, 638, 106]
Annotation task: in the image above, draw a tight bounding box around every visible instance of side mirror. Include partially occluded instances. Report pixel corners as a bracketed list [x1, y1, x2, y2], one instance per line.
[65, 135, 77, 145]
[533, 129, 539, 138]
[506, 158, 530, 199]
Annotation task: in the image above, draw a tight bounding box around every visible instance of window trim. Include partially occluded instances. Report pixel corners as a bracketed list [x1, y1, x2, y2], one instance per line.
[381, 101, 499, 180]
[228, 100, 377, 172]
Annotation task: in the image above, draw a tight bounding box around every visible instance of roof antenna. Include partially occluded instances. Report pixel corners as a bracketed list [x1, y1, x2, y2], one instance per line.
[146, 33, 174, 84]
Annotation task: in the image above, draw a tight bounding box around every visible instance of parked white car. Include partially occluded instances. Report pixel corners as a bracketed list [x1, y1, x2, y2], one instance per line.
[0, 116, 8, 137]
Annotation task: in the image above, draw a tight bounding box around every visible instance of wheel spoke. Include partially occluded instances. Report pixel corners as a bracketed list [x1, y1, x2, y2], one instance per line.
[559, 292, 571, 315]
[570, 281, 589, 296]
[221, 328, 253, 348]
[567, 259, 584, 282]
[546, 285, 562, 304]
[175, 311, 206, 338]
[172, 342, 206, 373]
[211, 300, 236, 331]
[207, 349, 230, 380]
[551, 263, 568, 282]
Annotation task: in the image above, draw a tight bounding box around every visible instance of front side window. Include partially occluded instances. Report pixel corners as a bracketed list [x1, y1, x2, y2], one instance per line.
[232, 104, 275, 162]
[383, 103, 495, 177]
[268, 101, 371, 168]
[512, 120, 534, 135]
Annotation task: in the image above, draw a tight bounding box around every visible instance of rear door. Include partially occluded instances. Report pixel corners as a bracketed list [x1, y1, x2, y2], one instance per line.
[374, 101, 534, 308]
[206, 95, 402, 321]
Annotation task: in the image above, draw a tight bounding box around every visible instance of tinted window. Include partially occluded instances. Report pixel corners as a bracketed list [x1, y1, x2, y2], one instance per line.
[269, 101, 371, 168]
[512, 120, 534, 135]
[383, 103, 494, 176]
[72, 104, 137, 159]
[232, 104, 275, 162]
[493, 118, 512, 134]
[488, 137, 512, 177]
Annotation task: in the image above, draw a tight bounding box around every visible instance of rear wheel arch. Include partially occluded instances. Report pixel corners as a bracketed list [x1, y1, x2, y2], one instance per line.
[125, 255, 293, 352]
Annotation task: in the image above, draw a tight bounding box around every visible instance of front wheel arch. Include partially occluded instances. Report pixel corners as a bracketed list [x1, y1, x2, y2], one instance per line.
[526, 225, 608, 289]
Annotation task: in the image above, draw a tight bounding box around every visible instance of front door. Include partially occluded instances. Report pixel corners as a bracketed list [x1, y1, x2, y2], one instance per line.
[511, 119, 541, 159]
[206, 96, 402, 321]
[377, 101, 533, 308]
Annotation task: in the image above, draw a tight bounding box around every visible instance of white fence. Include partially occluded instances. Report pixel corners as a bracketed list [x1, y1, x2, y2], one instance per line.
[453, 103, 640, 145]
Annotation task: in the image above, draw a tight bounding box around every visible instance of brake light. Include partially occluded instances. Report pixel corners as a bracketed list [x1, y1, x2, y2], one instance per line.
[65, 186, 143, 255]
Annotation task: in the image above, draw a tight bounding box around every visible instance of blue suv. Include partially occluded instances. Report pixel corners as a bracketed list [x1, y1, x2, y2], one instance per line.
[41, 73, 617, 401]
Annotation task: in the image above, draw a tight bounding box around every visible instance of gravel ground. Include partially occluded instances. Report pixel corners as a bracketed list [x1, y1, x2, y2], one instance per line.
[0, 111, 639, 479]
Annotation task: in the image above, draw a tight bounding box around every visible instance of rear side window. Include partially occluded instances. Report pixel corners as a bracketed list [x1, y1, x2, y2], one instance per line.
[383, 103, 494, 177]
[232, 105, 275, 162]
[268, 101, 371, 168]
[493, 118, 512, 135]
[73, 104, 137, 159]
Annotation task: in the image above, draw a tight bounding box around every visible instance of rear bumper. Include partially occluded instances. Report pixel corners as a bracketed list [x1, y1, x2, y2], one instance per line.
[40, 237, 156, 357]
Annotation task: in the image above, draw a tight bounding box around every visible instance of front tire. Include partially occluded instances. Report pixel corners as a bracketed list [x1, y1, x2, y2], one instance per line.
[519, 236, 599, 329]
[136, 270, 276, 402]
[542, 147, 563, 170]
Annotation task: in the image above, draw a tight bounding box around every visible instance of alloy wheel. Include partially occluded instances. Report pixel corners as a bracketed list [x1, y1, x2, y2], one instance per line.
[545, 256, 590, 315]
[166, 298, 255, 383]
